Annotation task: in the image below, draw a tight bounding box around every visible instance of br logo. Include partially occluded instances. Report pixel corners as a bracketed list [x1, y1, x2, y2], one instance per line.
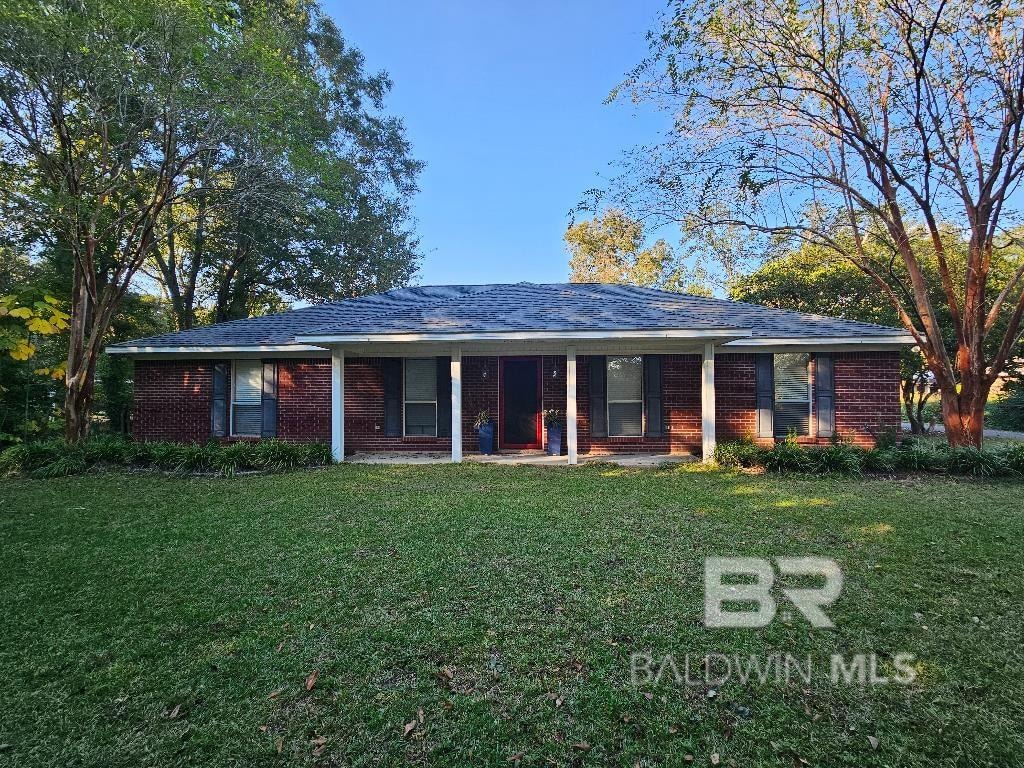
[704, 557, 843, 628]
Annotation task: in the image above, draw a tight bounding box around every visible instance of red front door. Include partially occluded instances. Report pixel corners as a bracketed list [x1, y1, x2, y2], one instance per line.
[500, 357, 541, 449]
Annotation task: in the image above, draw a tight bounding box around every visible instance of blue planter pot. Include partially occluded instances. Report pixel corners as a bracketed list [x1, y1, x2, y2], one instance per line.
[546, 425, 562, 456]
[477, 422, 495, 455]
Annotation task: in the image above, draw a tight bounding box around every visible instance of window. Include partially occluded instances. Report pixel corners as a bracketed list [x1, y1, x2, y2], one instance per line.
[773, 353, 811, 437]
[232, 360, 262, 436]
[404, 358, 437, 436]
[607, 356, 643, 436]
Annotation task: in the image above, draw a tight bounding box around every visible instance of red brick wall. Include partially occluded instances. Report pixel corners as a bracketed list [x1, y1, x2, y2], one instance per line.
[132, 360, 214, 443]
[708, 351, 901, 447]
[577, 354, 701, 455]
[716, 354, 758, 442]
[132, 351, 902, 450]
[277, 359, 331, 441]
[832, 351, 902, 446]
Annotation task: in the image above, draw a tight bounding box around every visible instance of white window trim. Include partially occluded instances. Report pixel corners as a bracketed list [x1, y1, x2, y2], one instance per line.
[230, 359, 263, 437]
[773, 353, 813, 437]
[606, 355, 644, 438]
[403, 357, 438, 438]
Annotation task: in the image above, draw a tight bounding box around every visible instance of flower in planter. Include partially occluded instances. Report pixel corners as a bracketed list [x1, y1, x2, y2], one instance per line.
[474, 410, 492, 430]
[542, 408, 563, 427]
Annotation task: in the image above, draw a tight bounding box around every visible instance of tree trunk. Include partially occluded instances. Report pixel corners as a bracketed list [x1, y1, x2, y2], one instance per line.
[64, 254, 93, 443]
[901, 378, 924, 435]
[940, 383, 989, 448]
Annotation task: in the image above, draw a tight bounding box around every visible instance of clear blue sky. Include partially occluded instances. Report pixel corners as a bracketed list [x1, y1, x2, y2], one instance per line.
[323, 0, 669, 286]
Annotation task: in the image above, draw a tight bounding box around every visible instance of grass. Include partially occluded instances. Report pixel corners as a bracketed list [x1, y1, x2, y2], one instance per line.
[1, 464, 1022, 767]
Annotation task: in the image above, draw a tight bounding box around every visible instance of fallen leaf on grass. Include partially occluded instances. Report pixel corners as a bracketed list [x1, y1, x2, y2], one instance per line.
[554, 695, 565, 708]
[276, 641, 285, 652]
[507, 754, 524, 763]
[268, 687, 285, 700]
[305, 670, 319, 691]
[274, 737, 284, 754]
[403, 720, 417, 737]
[417, 707, 425, 724]
[168, 704, 181, 719]
[868, 735, 880, 750]
[710, 753, 720, 765]
[572, 742, 590, 751]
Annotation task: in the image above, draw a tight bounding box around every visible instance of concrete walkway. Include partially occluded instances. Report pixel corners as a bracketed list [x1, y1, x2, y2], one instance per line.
[347, 451, 697, 467]
[902, 423, 1024, 441]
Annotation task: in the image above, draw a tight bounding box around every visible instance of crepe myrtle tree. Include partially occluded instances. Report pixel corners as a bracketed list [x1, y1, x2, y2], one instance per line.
[0, 0, 331, 440]
[605, 0, 1024, 447]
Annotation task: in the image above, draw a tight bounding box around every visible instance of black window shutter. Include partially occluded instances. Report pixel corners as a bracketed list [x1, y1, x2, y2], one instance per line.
[589, 355, 607, 438]
[261, 361, 277, 438]
[815, 354, 835, 438]
[436, 356, 452, 438]
[643, 355, 664, 437]
[211, 362, 229, 437]
[755, 354, 774, 439]
[383, 358, 402, 437]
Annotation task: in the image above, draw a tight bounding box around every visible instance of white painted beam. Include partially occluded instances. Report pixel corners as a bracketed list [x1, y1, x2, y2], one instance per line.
[451, 348, 463, 463]
[702, 342, 716, 462]
[331, 348, 345, 462]
[567, 346, 578, 465]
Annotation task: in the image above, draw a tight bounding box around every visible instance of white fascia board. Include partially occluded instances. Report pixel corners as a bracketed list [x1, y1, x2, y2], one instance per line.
[105, 344, 329, 356]
[294, 328, 754, 344]
[724, 334, 916, 349]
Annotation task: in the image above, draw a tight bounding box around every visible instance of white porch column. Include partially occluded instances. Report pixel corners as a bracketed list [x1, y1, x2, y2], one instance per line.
[331, 348, 345, 462]
[566, 346, 578, 465]
[702, 342, 716, 462]
[451, 348, 462, 463]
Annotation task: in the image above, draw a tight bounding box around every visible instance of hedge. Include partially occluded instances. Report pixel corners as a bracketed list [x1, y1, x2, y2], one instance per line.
[0, 436, 334, 478]
[714, 437, 1024, 478]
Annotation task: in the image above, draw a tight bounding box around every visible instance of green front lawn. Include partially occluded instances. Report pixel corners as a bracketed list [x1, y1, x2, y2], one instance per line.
[2, 465, 1022, 767]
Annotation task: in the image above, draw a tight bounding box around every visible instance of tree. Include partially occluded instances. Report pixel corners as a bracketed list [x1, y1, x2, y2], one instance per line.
[148, 3, 421, 329]
[0, 249, 69, 443]
[0, 0, 418, 439]
[606, 0, 1024, 446]
[566, 209, 710, 295]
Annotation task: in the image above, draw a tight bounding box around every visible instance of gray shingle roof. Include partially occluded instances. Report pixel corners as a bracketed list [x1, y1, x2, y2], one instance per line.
[109, 282, 910, 348]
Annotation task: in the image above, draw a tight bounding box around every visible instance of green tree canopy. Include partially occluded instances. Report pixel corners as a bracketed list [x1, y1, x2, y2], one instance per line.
[566, 209, 710, 295]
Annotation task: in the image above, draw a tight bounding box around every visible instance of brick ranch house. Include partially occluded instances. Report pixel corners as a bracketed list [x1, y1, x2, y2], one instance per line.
[107, 283, 915, 463]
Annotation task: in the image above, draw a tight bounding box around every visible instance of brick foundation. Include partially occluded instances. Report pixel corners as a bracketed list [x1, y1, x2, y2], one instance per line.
[131, 351, 901, 450]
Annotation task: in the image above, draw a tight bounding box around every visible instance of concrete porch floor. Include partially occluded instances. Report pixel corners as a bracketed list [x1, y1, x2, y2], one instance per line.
[346, 451, 697, 467]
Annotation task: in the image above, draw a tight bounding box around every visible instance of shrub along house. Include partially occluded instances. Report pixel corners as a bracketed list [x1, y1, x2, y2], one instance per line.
[107, 283, 915, 462]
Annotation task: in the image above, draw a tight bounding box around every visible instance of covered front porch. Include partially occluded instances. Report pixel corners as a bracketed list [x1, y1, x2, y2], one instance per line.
[303, 329, 749, 465]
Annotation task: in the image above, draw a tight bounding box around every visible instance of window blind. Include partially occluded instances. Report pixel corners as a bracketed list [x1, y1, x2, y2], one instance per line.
[404, 358, 437, 436]
[607, 356, 643, 436]
[773, 353, 810, 436]
[232, 361, 262, 436]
